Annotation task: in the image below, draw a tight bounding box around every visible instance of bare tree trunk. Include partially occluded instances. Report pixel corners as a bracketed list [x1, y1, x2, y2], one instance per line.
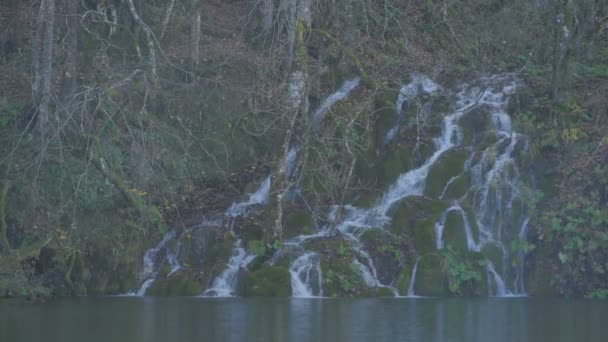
[262, 0, 274, 33]
[191, 11, 201, 65]
[126, 0, 157, 85]
[1, 0, 20, 58]
[552, 12, 570, 103]
[60, 0, 79, 102]
[272, 0, 313, 242]
[286, 0, 298, 69]
[161, 0, 177, 39]
[31, 0, 56, 140]
[32, 0, 47, 101]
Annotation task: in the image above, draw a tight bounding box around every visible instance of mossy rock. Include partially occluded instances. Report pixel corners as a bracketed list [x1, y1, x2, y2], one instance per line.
[459, 107, 492, 146]
[425, 148, 468, 198]
[321, 256, 369, 298]
[481, 243, 504, 276]
[284, 210, 316, 239]
[388, 196, 447, 237]
[238, 223, 264, 243]
[441, 174, 470, 200]
[415, 254, 448, 296]
[443, 210, 467, 251]
[378, 147, 413, 187]
[359, 228, 409, 285]
[351, 189, 383, 208]
[241, 266, 290, 297]
[181, 227, 234, 288]
[373, 89, 400, 149]
[412, 219, 438, 256]
[526, 243, 557, 296]
[394, 256, 419, 295]
[146, 268, 203, 296]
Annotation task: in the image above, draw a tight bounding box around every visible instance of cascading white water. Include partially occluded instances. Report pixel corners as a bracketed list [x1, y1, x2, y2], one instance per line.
[429, 75, 531, 296]
[201, 176, 272, 297]
[311, 78, 361, 130]
[225, 176, 272, 218]
[132, 230, 179, 296]
[407, 258, 420, 297]
[290, 252, 323, 297]
[203, 240, 256, 297]
[434, 204, 479, 251]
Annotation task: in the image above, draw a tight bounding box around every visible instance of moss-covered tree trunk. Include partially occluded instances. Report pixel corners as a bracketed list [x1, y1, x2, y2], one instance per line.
[269, 0, 313, 243]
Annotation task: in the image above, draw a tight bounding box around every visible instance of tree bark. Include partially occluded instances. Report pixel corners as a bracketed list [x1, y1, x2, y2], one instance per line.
[60, 0, 79, 102]
[552, 12, 569, 103]
[126, 0, 157, 85]
[31, 0, 56, 140]
[191, 11, 201, 66]
[1, 0, 20, 58]
[262, 0, 274, 33]
[271, 0, 313, 242]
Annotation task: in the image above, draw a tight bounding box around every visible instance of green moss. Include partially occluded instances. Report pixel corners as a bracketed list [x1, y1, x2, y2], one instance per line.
[413, 219, 437, 256]
[481, 243, 504, 276]
[351, 190, 382, 208]
[443, 211, 467, 251]
[526, 244, 557, 296]
[425, 148, 468, 198]
[146, 269, 203, 296]
[373, 89, 399, 148]
[242, 266, 290, 297]
[415, 254, 448, 296]
[239, 223, 264, 243]
[441, 174, 470, 200]
[459, 108, 492, 146]
[181, 227, 234, 288]
[388, 196, 447, 237]
[395, 256, 418, 295]
[284, 210, 315, 239]
[378, 147, 413, 187]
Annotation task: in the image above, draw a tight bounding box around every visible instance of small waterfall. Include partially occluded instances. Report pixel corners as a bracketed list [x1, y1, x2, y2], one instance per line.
[132, 230, 178, 296]
[407, 258, 420, 297]
[203, 240, 256, 297]
[290, 252, 323, 297]
[513, 218, 530, 294]
[311, 78, 361, 130]
[487, 261, 510, 297]
[201, 176, 271, 296]
[225, 176, 272, 218]
[434, 205, 479, 252]
[283, 146, 299, 179]
[353, 258, 379, 287]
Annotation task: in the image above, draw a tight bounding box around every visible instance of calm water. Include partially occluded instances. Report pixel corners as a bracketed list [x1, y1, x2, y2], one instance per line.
[1, 297, 607, 342]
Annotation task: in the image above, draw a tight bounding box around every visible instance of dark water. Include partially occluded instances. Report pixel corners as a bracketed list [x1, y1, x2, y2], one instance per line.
[1, 297, 607, 342]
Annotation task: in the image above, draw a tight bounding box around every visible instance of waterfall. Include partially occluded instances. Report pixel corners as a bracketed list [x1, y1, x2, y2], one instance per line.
[201, 176, 272, 297]
[290, 252, 323, 297]
[131, 230, 179, 296]
[487, 261, 510, 297]
[434, 204, 479, 252]
[194, 73, 530, 299]
[203, 240, 256, 297]
[425, 75, 531, 296]
[407, 258, 420, 297]
[311, 77, 361, 130]
[225, 176, 271, 218]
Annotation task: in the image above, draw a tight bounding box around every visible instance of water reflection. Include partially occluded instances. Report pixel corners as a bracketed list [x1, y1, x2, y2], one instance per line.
[1, 297, 607, 342]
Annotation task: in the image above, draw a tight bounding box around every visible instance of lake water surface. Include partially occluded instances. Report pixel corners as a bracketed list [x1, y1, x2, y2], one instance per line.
[1, 297, 606, 341]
